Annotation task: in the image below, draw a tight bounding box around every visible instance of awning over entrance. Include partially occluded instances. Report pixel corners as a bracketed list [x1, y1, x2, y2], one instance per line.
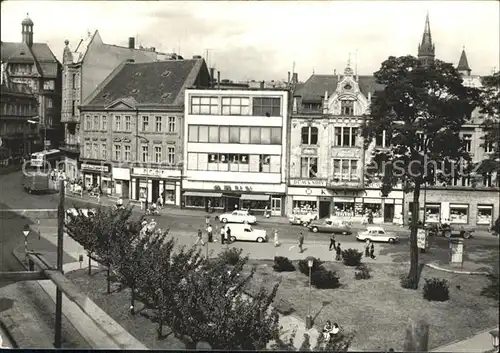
[240, 194, 270, 201]
[184, 191, 222, 198]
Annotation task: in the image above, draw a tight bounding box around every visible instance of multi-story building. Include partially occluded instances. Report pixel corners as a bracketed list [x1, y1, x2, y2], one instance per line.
[1, 15, 62, 151]
[0, 63, 38, 166]
[289, 64, 402, 222]
[79, 58, 211, 205]
[60, 30, 177, 179]
[183, 89, 289, 216]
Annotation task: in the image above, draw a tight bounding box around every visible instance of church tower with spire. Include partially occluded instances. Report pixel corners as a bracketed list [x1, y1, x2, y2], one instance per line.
[457, 47, 471, 76]
[418, 13, 435, 66]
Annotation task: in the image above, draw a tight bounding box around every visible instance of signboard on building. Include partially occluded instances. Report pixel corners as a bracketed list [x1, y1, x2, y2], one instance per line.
[417, 228, 429, 249]
[132, 167, 181, 179]
[290, 179, 327, 187]
[214, 185, 253, 192]
[81, 163, 110, 173]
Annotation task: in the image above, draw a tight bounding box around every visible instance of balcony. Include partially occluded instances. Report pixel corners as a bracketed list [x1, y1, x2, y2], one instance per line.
[59, 142, 80, 154]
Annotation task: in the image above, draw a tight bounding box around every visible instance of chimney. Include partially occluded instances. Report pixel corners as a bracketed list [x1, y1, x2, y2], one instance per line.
[209, 68, 215, 88]
[128, 37, 135, 49]
[260, 81, 265, 89]
[217, 71, 220, 89]
[287, 71, 291, 83]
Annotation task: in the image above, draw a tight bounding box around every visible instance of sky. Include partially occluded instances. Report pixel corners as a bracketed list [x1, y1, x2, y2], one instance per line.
[1, 1, 499, 81]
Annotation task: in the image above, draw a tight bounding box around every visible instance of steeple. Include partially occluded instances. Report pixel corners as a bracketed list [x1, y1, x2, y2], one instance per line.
[457, 46, 471, 76]
[418, 12, 435, 66]
[21, 13, 34, 47]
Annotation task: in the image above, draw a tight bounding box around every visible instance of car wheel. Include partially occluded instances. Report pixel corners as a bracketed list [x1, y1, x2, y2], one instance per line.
[312, 227, 319, 233]
[222, 218, 228, 223]
[302, 222, 309, 227]
[256, 237, 264, 243]
[342, 232, 347, 235]
[27, 188, 32, 194]
[444, 230, 452, 238]
[463, 231, 471, 239]
[388, 238, 395, 244]
[230, 236, 236, 242]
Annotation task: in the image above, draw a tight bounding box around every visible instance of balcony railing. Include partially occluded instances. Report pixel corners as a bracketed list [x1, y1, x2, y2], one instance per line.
[59, 142, 80, 153]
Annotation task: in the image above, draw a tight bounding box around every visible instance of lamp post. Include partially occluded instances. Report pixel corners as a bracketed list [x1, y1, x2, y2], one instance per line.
[134, 134, 150, 212]
[22, 224, 30, 262]
[305, 256, 314, 329]
[490, 329, 499, 353]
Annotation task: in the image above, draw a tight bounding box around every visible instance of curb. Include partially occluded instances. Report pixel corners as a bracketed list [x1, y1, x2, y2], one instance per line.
[424, 263, 491, 276]
[0, 319, 18, 349]
[430, 326, 499, 352]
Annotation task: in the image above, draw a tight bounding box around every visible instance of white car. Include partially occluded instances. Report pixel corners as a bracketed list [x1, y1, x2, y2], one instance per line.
[219, 210, 257, 224]
[225, 224, 267, 243]
[356, 226, 399, 244]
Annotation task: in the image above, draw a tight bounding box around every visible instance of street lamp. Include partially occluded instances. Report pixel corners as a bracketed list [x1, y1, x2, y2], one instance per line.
[27, 116, 46, 151]
[134, 134, 150, 212]
[305, 256, 314, 329]
[22, 224, 30, 261]
[490, 329, 499, 353]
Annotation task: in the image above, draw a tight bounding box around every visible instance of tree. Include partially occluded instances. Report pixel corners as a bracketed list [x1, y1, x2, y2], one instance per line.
[361, 56, 480, 288]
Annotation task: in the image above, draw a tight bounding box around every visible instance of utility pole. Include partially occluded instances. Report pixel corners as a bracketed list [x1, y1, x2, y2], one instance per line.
[54, 179, 65, 348]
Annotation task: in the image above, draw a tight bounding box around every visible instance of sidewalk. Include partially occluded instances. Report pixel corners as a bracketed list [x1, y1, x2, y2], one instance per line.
[431, 326, 498, 352]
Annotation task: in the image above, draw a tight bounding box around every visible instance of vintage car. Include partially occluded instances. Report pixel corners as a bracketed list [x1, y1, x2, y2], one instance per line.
[289, 213, 317, 226]
[307, 218, 353, 235]
[425, 223, 474, 239]
[356, 226, 399, 243]
[219, 210, 257, 224]
[224, 224, 268, 243]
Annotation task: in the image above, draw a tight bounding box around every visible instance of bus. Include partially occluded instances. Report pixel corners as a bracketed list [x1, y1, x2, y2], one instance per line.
[22, 149, 64, 193]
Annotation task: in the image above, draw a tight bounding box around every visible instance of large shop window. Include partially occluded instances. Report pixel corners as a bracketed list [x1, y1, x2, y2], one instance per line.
[424, 203, 441, 223]
[333, 201, 355, 217]
[293, 200, 317, 215]
[185, 196, 205, 208]
[162, 184, 176, 205]
[363, 202, 382, 218]
[477, 205, 493, 225]
[241, 195, 270, 211]
[252, 97, 281, 117]
[449, 204, 468, 224]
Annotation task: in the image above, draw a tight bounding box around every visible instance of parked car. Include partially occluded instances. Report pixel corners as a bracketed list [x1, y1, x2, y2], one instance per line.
[289, 213, 317, 226]
[219, 210, 257, 224]
[307, 218, 353, 235]
[426, 223, 474, 239]
[225, 224, 268, 243]
[356, 226, 399, 243]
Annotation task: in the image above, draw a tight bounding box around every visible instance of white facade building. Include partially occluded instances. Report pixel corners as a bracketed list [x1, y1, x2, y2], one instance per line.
[183, 89, 289, 216]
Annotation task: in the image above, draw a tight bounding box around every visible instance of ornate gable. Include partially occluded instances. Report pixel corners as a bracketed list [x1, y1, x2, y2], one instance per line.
[104, 97, 136, 110]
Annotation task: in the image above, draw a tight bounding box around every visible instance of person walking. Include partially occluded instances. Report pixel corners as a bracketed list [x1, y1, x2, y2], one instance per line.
[157, 195, 163, 210]
[195, 229, 205, 246]
[335, 243, 342, 261]
[207, 224, 213, 243]
[226, 226, 232, 243]
[298, 232, 305, 253]
[365, 239, 370, 258]
[370, 243, 376, 259]
[220, 225, 226, 245]
[273, 229, 280, 247]
[329, 234, 336, 251]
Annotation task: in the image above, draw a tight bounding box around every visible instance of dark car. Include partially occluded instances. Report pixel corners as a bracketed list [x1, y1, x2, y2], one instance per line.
[307, 218, 353, 235]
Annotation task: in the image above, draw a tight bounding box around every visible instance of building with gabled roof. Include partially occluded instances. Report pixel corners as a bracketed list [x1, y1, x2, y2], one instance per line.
[78, 58, 211, 205]
[1, 15, 62, 152]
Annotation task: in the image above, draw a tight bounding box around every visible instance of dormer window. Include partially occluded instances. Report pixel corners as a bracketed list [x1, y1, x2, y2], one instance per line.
[341, 100, 354, 115]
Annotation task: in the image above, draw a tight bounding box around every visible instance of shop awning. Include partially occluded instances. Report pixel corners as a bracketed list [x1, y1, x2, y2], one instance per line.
[184, 192, 222, 198]
[240, 194, 270, 201]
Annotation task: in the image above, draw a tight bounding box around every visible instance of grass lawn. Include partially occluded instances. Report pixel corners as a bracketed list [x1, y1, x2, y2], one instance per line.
[242, 260, 499, 352]
[66, 260, 498, 351]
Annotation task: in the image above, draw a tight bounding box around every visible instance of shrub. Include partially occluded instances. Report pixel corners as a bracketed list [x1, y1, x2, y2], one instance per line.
[341, 248, 363, 267]
[423, 277, 450, 302]
[298, 258, 324, 276]
[399, 274, 419, 289]
[299, 333, 311, 351]
[218, 247, 242, 265]
[354, 264, 372, 280]
[311, 268, 341, 289]
[273, 256, 295, 272]
[480, 274, 499, 304]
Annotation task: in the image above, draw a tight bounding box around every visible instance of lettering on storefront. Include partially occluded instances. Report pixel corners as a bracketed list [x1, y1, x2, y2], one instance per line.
[132, 168, 180, 179]
[290, 179, 327, 187]
[214, 185, 253, 192]
[81, 163, 109, 173]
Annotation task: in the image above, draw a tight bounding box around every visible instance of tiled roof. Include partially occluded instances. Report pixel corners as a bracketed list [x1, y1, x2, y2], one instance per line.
[1, 42, 59, 77]
[85, 59, 204, 107]
[30, 43, 58, 62]
[1, 42, 35, 62]
[457, 49, 471, 72]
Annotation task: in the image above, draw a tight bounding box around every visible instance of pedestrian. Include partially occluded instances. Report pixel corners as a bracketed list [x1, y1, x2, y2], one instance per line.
[365, 239, 370, 258]
[157, 195, 163, 209]
[207, 224, 213, 243]
[370, 243, 376, 259]
[329, 233, 336, 251]
[195, 229, 205, 246]
[335, 243, 342, 261]
[274, 229, 280, 247]
[298, 232, 305, 253]
[226, 226, 232, 243]
[220, 225, 226, 244]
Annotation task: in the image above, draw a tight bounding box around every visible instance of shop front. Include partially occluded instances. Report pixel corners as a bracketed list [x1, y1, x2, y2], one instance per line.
[112, 167, 130, 199]
[80, 161, 111, 190]
[182, 181, 286, 216]
[131, 167, 181, 206]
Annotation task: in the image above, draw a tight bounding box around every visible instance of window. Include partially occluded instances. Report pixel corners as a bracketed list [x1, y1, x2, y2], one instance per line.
[342, 128, 350, 147]
[113, 144, 121, 161]
[484, 137, 494, 153]
[334, 127, 358, 147]
[477, 205, 493, 225]
[93, 115, 99, 130]
[271, 127, 282, 144]
[351, 128, 358, 146]
[155, 116, 162, 133]
[72, 73, 77, 89]
[142, 116, 149, 132]
[463, 134, 472, 152]
[449, 204, 468, 224]
[240, 127, 250, 144]
[47, 98, 53, 108]
[93, 143, 99, 159]
[154, 146, 162, 163]
[141, 145, 149, 162]
[375, 130, 390, 148]
[350, 160, 358, 180]
[191, 96, 219, 115]
[124, 145, 131, 161]
[260, 127, 271, 144]
[101, 116, 107, 131]
[188, 153, 198, 170]
[71, 100, 76, 116]
[124, 116, 131, 131]
[341, 160, 350, 179]
[483, 173, 493, 187]
[250, 127, 260, 144]
[168, 147, 175, 164]
[341, 100, 354, 115]
[85, 115, 91, 130]
[222, 97, 250, 115]
[209, 126, 219, 143]
[301, 126, 318, 145]
[188, 125, 199, 142]
[101, 143, 107, 160]
[85, 142, 91, 158]
[229, 127, 239, 143]
[198, 126, 209, 143]
[335, 127, 342, 146]
[115, 116, 121, 131]
[333, 159, 341, 179]
[253, 97, 281, 117]
[219, 127, 229, 143]
[260, 155, 271, 172]
[168, 116, 176, 132]
[301, 157, 318, 178]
